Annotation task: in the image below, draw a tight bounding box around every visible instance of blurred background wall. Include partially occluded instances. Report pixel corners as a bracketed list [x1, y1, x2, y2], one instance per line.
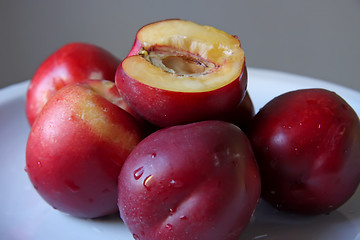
[1, 0, 359, 91]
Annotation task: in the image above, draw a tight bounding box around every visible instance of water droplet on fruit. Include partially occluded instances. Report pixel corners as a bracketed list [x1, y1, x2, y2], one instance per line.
[169, 208, 176, 215]
[37, 161, 42, 167]
[151, 153, 156, 158]
[180, 215, 187, 220]
[132, 233, 140, 240]
[133, 167, 144, 180]
[143, 175, 153, 191]
[214, 155, 220, 167]
[68, 115, 75, 121]
[165, 224, 173, 230]
[65, 180, 80, 192]
[169, 179, 183, 188]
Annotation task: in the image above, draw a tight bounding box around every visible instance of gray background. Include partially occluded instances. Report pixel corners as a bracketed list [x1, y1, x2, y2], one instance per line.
[1, 0, 359, 91]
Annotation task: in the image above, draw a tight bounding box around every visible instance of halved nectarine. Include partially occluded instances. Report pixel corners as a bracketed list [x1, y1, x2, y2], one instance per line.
[116, 19, 247, 127]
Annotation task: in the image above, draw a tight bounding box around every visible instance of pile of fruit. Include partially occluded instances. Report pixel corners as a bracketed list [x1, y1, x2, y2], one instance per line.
[25, 19, 360, 240]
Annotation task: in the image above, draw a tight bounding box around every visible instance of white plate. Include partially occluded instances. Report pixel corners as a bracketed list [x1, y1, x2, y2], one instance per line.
[0, 68, 359, 240]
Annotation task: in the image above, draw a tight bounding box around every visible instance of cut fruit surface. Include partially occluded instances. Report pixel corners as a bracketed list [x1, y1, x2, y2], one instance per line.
[124, 19, 245, 92]
[116, 19, 247, 127]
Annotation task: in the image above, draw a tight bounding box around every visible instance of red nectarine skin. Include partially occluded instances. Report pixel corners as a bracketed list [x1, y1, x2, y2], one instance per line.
[128, 38, 143, 57]
[215, 69, 255, 131]
[222, 91, 255, 132]
[116, 63, 247, 127]
[248, 88, 360, 214]
[26, 42, 121, 126]
[118, 120, 261, 240]
[26, 80, 143, 218]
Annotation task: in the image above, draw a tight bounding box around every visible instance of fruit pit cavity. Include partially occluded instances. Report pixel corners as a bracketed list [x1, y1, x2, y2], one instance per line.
[139, 46, 217, 77]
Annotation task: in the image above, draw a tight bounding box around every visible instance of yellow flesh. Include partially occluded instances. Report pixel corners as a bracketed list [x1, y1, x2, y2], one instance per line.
[123, 19, 245, 92]
[72, 85, 139, 152]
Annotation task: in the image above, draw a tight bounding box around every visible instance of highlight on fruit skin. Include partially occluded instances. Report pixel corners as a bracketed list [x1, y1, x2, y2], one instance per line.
[116, 19, 248, 127]
[26, 42, 121, 126]
[248, 88, 360, 215]
[25, 79, 144, 219]
[117, 120, 261, 240]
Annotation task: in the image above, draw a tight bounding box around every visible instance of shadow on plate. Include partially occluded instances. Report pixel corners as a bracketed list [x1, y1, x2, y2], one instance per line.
[239, 199, 360, 240]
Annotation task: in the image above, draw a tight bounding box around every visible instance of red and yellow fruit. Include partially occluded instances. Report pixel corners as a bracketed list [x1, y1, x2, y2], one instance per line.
[23, 18, 360, 240]
[26, 80, 144, 218]
[116, 19, 247, 127]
